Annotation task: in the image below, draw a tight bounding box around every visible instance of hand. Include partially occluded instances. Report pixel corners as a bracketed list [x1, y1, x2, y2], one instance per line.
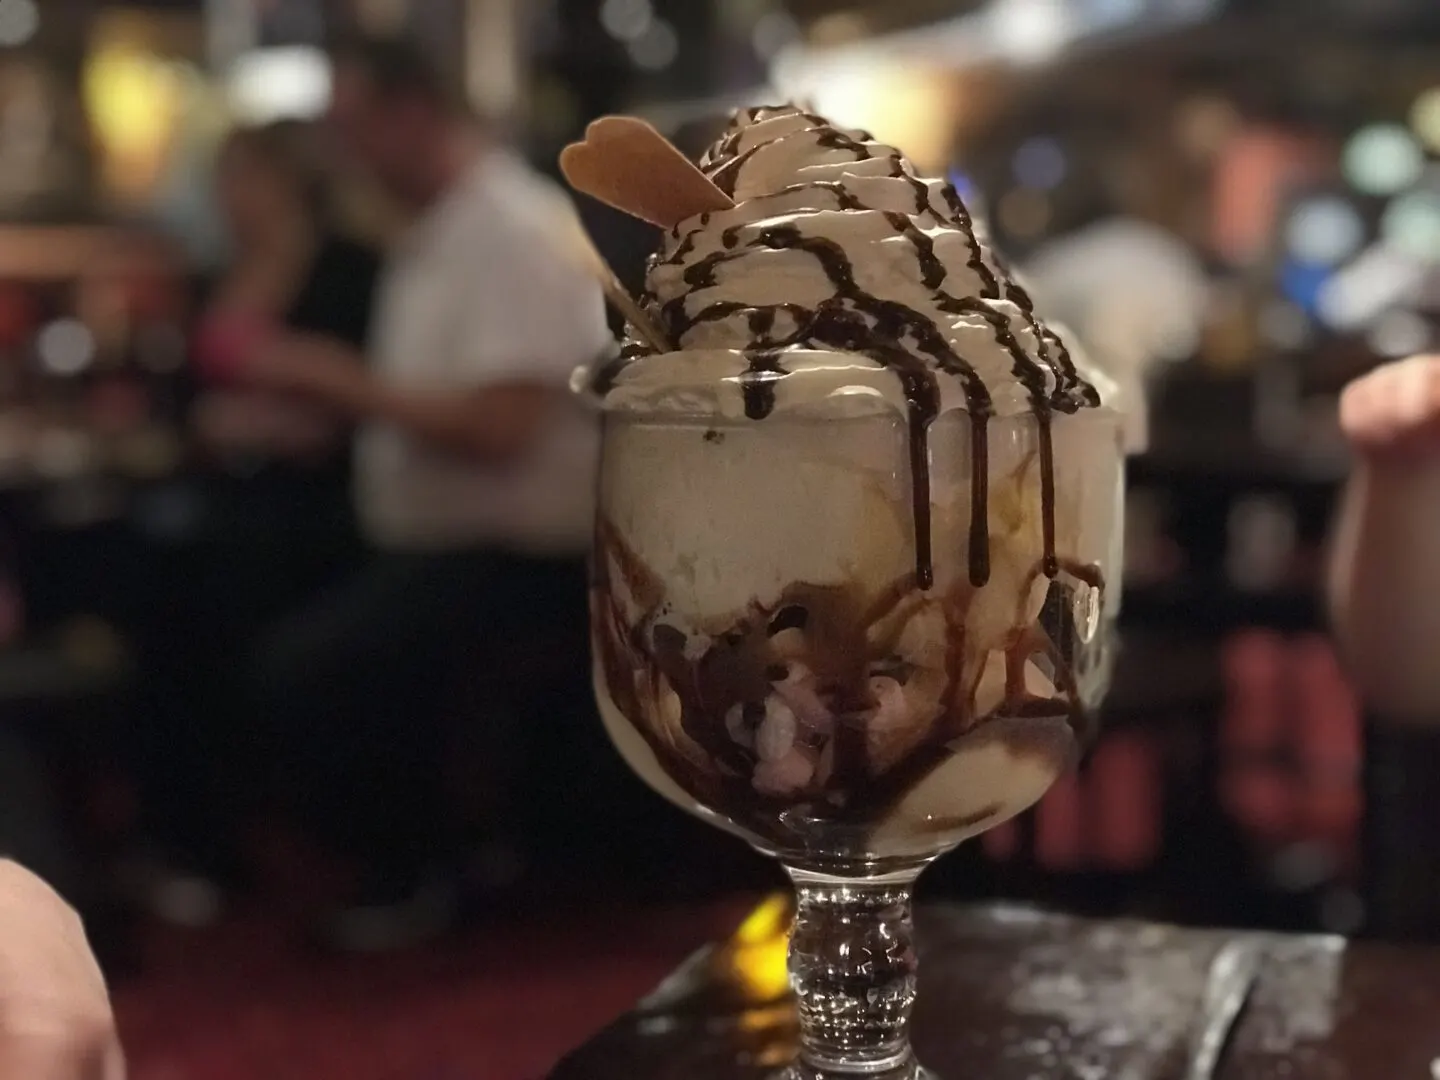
[1339, 354, 1440, 460]
[193, 310, 278, 386]
[239, 335, 375, 414]
[192, 391, 344, 461]
[0, 861, 124, 1079]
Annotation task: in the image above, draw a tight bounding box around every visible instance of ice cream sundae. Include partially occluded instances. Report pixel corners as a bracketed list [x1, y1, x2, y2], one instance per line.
[573, 105, 1125, 864]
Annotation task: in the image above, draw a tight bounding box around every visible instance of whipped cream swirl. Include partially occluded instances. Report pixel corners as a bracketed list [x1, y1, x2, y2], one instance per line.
[590, 105, 1099, 422]
[584, 105, 1108, 590]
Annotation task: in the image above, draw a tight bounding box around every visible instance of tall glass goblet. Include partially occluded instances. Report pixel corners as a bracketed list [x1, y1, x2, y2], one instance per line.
[590, 361, 1124, 1079]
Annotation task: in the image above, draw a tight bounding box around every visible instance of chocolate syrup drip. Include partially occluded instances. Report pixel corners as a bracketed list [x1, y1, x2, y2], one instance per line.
[768, 180, 868, 211]
[1038, 417, 1059, 578]
[714, 119, 938, 224]
[748, 306, 777, 338]
[1057, 558, 1105, 590]
[658, 177, 915, 275]
[1044, 328, 1100, 410]
[670, 230, 699, 263]
[748, 227, 991, 397]
[703, 109, 778, 168]
[741, 308, 787, 419]
[1004, 281, 1095, 412]
[792, 305, 946, 584]
[589, 351, 631, 396]
[840, 331, 938, 590]
[814, 128, 872, 158]
[907, 412, 936, 591]
[748, 221, 999, 588]
[657, 296, 692, 340]
[655, 182, 867, 277]
[690, 301, 814, 342]
[896, 168, 938, 219]
[703, 129, 743, 168]
[703, 111, 1005, 311]
[669, 212, 1042, 413]
[831, 711, 870, 792]
[594, 521, 1107, 849]
[865, 216, 1048, 425]
[680, 248, 728, 289]
[969, 415, 991, 586]
[979, 244, 1086, 415]
[940, 183, 1003, 301]
[708, 143, 764, 197]
[882, 211, 947, 290]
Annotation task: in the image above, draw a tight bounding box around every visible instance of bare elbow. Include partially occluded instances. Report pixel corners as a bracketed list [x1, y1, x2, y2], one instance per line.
[464, 384, 565, 464]
[1326, 462, 1440, 725]
[468, 419, 535, 464]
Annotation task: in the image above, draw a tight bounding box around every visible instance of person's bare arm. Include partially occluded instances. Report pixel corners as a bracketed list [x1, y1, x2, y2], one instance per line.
[359, 379, 566, 463]
[1327, 355, 1440, 722]
[241, 335, 564, 463]
[191, 391, 343, 462]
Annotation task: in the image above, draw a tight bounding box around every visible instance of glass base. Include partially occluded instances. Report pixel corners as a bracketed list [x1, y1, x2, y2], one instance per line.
[781, 865, 931, 1080]
[774, 1061, 937, 1080]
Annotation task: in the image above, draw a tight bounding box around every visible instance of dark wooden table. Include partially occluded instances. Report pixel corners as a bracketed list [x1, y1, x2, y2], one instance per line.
[551, 899, 1440, 1079]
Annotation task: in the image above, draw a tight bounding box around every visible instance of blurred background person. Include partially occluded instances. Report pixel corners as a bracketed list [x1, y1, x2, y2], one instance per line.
[230, 34, 606, 948]
[193, 119, 379, 475]
[121, 119, 380, 915]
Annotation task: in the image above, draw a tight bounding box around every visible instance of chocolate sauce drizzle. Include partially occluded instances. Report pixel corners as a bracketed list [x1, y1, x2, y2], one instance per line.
[593, 517, 1107, 851]
[591, 105, 1103, 591]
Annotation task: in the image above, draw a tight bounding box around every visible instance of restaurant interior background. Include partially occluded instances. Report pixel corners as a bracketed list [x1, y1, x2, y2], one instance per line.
[2, 0, 1440, 1074]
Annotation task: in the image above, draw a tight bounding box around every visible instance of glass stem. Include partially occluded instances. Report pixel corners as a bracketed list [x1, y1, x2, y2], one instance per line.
[785, 865, 925, 1080]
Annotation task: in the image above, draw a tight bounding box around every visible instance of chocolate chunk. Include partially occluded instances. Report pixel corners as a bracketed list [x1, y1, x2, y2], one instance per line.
[767, 605, 809, 635]
[698, 645, 769, 710]
[871, 658, 914, 686]
[652, 623, 688, 656]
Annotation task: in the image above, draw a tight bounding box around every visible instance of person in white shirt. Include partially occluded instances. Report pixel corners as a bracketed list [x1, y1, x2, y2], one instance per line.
[237, 36, 607, 937]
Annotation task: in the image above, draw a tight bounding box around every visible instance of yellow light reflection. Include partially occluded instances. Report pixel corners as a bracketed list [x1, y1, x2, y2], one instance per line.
[754, 1037, 798, 1067]
[83, 43, 182, 203]
[734, 892, 792, 945]
[800, 58, 959, 173]
[725, 893, 793, 1004]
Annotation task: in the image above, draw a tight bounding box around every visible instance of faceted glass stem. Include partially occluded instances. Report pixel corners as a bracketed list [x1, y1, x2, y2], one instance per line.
[783, 865, 927, 1080]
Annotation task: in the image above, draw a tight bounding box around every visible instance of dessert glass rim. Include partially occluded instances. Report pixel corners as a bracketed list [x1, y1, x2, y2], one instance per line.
[577, 346, 1126, 423]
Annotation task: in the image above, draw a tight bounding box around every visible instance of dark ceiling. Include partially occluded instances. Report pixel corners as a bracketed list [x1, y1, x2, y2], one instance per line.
[782, 0, 987, 35]
[91, 0, 1440, 38]
[780, 0, 1440, 36]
